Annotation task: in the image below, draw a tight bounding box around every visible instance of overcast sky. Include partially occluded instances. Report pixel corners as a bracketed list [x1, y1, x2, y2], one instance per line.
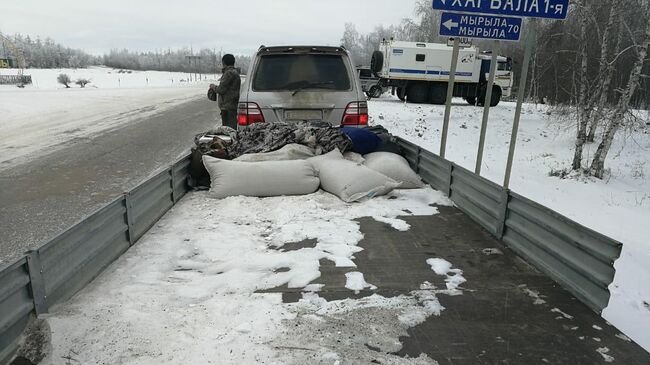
[1, 0, 419, 55]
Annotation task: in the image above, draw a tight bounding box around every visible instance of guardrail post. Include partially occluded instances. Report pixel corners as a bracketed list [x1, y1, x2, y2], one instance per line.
[495, 189, 510, 238]
[26, 250, 48, 315]
[124, 193, 136, 246]
[445, 162, 454, 197]
[415, 147, 422, 174]
[170, 165, 177, 204]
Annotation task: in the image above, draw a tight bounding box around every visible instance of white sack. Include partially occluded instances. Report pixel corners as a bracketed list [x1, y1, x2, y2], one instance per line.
[343, 152, 365, 164]
[203, 156, 320, 199]
[318, 159, 400, 202]
[307, 148, 345, 173]
[234, 144, 315, 162]
[363, 152, 424, 189]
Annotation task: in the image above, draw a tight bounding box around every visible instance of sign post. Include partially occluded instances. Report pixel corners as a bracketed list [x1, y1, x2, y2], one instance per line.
[440, 37, 461, 159]
[504, 22, 537, 189]
[476, 45, 499, 175]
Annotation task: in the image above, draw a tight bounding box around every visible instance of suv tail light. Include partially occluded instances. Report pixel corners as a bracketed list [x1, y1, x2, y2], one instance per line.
[341, 101, 369, 126]
[237, 102, 265, 126]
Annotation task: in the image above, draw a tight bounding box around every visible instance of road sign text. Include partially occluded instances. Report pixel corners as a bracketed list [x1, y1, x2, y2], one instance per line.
[432, 0, 569, 20]
[440, 12, 522, 41]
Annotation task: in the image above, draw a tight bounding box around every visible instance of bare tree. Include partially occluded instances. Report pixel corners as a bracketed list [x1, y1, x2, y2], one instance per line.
[590, 0, 650, 178]
[57, 73, 71, 88]
[572, 0, 591, 170]
[75, 78, 91, 88]
[587, 1, 622, 142]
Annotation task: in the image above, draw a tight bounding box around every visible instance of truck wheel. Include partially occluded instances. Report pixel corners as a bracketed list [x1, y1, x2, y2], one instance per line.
[489, 87, 502, 106]
[397, 88, 406, 101]
[430, 84, 447, 105]
[407, 83, 429, 104]
[466, 97, 476, 106]
[371, 51, 384, 75]
[477, 85, 502, 107]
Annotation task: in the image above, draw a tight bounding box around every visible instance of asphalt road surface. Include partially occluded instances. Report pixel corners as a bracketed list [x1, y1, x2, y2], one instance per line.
[0, 96, 219, 264]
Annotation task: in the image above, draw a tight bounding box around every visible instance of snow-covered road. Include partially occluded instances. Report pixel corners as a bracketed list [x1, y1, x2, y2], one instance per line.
[0, 67, 213, 170]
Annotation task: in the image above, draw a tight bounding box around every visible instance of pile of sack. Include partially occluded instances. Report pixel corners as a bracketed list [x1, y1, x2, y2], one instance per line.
[190, 123, 424, 203]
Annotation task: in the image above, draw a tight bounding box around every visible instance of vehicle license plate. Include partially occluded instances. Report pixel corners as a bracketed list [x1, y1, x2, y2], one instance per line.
[285, 110, 323, 121]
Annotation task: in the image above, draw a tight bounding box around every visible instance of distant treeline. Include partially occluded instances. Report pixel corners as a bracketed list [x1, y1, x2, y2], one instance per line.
[3, 34, 101, 68]
[102, 48, 251, 74]
[3, 33, 251, 74]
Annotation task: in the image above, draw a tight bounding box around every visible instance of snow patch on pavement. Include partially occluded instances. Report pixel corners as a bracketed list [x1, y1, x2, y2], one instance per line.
[427, 258, 466, 291]
[345, 272, 377, 294]
[596, 347, 615, 363]
[43, 188, 454, 364]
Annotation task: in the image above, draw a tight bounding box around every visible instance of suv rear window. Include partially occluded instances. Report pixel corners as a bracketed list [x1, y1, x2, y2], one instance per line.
[253, 54, 351, 91]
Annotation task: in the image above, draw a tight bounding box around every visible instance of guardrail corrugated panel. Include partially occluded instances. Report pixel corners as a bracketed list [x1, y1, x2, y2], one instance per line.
[417, 149, 451, 193]
[37, 198, 130, 308]
[172, 156, 191, 202]
[0, 258, 34, 365]
[396, 138, 420, 171]
[502, 193, 622, 312]
[129, 170, 174, 241]
[449, 165, 506, 237]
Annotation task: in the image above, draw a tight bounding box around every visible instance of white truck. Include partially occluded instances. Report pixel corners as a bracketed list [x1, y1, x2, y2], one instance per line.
[371, 40, 513, 106]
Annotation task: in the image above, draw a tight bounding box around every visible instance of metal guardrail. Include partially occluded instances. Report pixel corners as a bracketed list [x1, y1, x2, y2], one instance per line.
[0, 155, 190, 364]
[0, 138, 625, 363]
[396, 137, 622, 313]
[0, 258, 32, 365]
[0, 75, 32, 85]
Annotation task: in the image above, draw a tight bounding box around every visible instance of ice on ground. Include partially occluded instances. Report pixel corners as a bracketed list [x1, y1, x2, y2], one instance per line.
[372, 215, 411, 231]
[482, 248, 503, 255]
[344, 272, 377, 294]
[43, 188, 454, 364]
[521, 287, 547, 305]
[369, 95, 650, 351]
[551, 308, 575, 320]
[426, 258, 452, 275]
[427, 258, 466, 292]
[596, 347, 615, 363]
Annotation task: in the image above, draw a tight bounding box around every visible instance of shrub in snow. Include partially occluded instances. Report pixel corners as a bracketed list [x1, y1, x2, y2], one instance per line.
[57, 74, 71, 88]
[75, 78, 91, 88]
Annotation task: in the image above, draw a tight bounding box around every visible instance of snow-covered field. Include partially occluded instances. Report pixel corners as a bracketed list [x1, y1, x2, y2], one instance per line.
[0, 67, 215, 169]
[44, 189, 458, 364]
[367, 95, 650, 352]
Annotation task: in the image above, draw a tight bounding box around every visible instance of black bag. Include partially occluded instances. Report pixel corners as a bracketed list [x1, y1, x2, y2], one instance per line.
[207, 84, 217, 101]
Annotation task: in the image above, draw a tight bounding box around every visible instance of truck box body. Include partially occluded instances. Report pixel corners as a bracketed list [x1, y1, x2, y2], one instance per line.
[381, 41, 482, 84]
[375, 40, 513, 105]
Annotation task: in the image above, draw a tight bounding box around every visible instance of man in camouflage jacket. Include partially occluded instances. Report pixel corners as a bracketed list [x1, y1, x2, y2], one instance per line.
[215, 54, 241, 128]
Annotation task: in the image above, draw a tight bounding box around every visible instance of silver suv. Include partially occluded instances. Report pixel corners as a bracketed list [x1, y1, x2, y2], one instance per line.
[237, 46, 368, 128]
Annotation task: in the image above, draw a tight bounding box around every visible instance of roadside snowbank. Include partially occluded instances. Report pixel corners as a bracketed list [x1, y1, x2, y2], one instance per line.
[368, 95, 650, 352]
[0, 67, 213, 170]
[44, 189, 458, 364]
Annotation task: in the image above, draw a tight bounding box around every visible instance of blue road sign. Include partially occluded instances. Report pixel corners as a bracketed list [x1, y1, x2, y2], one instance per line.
[432, 0, 569, 20]
[440, 12, 522, 41]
